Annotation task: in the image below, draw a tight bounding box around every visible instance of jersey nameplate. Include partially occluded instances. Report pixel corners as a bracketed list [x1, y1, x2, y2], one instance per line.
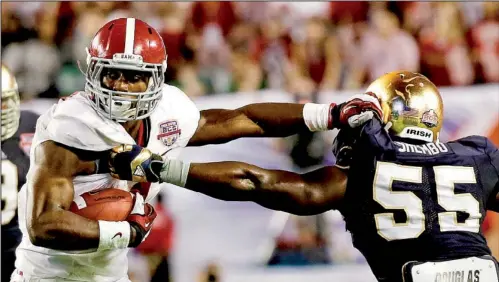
[403, 256, 499, 282]
[395, 141, 448, 155]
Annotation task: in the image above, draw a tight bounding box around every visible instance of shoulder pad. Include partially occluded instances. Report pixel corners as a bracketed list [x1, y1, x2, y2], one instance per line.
[450, 135, 495, 154]
[45, 94, 134, 151]
[484, 137, 499, 155]
[160, 84, 199, 114]
[147, 85, 200, 156]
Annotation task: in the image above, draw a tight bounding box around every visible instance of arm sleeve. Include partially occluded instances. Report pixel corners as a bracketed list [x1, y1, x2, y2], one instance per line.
[332, 118, 397, 170]
[357, 117, 397, 157]
[44, 97, 135, 151]
[46, 114, 115, 151]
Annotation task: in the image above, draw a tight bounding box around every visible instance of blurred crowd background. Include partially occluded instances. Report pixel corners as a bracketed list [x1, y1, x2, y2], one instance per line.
[2, 2, 499, 282]
[2, 1, 498, 100]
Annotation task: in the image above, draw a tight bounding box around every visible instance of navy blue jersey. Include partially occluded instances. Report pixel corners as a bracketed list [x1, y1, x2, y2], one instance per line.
[2, 110, 38, 252]
[339, 118, 499, 282]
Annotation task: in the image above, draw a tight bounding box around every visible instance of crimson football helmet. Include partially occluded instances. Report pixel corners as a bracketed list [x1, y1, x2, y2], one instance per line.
[85, 18, 167, 121]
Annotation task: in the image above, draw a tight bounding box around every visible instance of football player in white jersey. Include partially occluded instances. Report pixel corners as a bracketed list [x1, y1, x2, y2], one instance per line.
[12, 17, 381, 282]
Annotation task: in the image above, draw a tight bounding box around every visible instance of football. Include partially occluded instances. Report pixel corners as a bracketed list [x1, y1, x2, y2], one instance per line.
[69, 188, 134, 221]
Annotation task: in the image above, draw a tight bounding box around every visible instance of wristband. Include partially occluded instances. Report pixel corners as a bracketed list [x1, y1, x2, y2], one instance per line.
[159, 159, 191, 187]
[128, 222, 145, 248]
[303, 103, 334, 132]
[97, 221, 131, 250]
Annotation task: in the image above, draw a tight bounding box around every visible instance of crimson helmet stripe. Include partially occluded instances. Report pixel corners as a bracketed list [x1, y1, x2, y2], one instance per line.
[124, 18, 136, 54]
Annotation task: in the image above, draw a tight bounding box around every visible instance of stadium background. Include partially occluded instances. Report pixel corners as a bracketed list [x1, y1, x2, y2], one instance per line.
[2, 2, 499, 282]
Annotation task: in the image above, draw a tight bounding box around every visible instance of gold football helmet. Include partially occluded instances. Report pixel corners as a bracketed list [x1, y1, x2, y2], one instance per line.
[365, 71, 443, 142]
[2, 64, 21, 142]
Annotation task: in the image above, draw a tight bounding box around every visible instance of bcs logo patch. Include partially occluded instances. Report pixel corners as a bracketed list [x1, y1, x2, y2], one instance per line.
[157, 120, 181, 146]
[421, 110, 438, 128]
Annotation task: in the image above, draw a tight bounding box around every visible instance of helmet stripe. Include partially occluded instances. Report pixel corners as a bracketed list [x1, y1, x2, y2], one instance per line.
[124, 18, 136, 54]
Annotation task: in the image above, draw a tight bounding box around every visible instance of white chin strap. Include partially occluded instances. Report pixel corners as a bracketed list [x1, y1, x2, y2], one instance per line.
[110, 77, 156, 120]
[110, 100, 132, 115]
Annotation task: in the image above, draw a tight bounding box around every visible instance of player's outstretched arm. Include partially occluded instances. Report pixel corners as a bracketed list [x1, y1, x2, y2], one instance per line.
[106, 146, 346, 215]
[183, 162, 347, 215]
[27, 141, 152, 250]
[188, 94, 382, 146]
[107, 145, 346, 215]
[188, 103, 307, 146]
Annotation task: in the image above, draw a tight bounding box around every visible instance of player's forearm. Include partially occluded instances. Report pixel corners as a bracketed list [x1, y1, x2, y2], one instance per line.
[29, 173, 135, 251]
[29, 208, 138, 251]
[190, 103, 332, 146]
[28, 210, 101, 250]
[184, 162, 331, 215]
[190, 97, 381, 146]
[237, 103, 309, 137]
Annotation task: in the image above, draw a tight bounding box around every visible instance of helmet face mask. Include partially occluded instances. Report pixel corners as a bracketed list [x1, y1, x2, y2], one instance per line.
[1, 65, 20, 142]
[366, 71, 444, 143]
[84, 18, 167, 122]
[85, 56, 164, 122]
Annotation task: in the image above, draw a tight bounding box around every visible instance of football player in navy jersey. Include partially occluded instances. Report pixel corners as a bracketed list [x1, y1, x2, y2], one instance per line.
[330, 73, 499, 282]
[1, 65, 39, 281]
[110, 71, 499, 282]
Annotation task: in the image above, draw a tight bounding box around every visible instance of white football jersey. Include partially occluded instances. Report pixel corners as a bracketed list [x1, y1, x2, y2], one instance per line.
[15, 84, 200, 281]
